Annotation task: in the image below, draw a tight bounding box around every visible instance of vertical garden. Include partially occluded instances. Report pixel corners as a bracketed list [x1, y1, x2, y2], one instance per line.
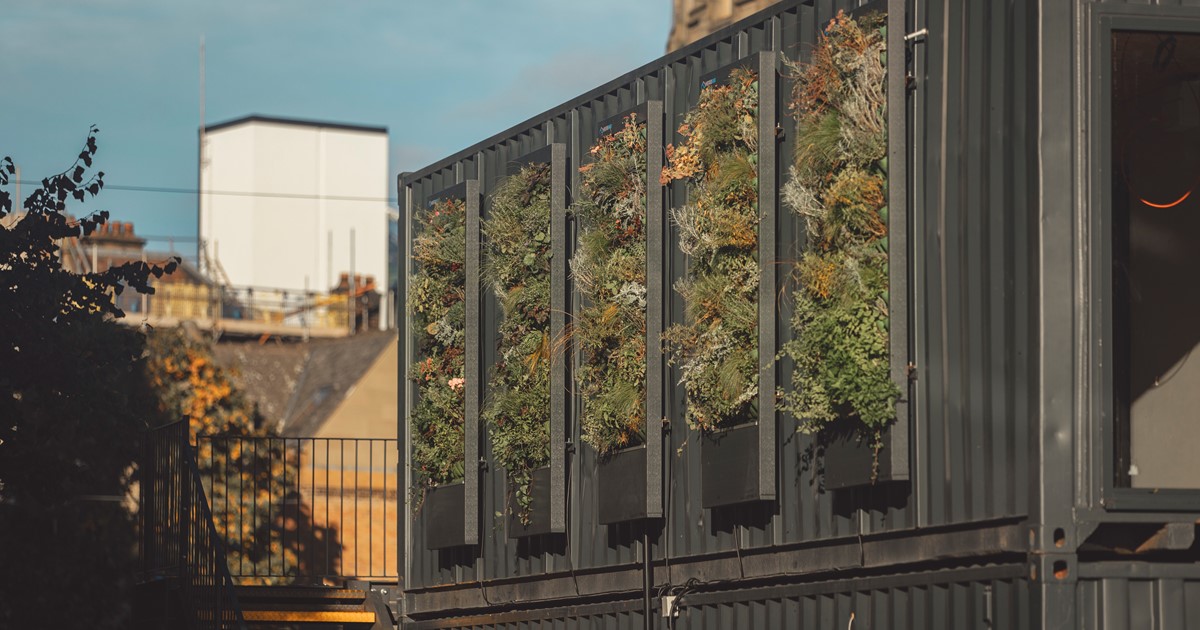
[574, 113, 650, 455]
[662, 67, 763, 434]
[781, 13, 897, 464]
[405, 9, 899, 546]
[409, 196, 467, 494]
[483, 161, 554, 525]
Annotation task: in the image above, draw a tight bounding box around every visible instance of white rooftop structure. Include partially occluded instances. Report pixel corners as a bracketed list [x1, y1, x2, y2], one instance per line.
[198, 115, 390, 329]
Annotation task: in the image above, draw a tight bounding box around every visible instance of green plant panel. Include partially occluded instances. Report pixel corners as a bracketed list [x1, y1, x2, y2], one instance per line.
[663, 67, 761, 433]
[573, 113, 650, 455]
[484, 161, 553, 524]
[409, 196, 467, 491]
[780, 12, 899, 455]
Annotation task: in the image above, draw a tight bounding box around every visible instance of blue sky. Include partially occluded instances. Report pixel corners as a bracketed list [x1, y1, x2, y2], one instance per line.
[0, 1, 672, 249]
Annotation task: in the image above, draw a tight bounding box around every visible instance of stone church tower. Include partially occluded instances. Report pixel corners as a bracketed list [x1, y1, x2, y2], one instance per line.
[667, 0, 781, 51]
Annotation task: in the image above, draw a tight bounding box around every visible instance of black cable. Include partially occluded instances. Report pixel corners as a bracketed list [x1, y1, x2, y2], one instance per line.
[15, 179, 398, 204]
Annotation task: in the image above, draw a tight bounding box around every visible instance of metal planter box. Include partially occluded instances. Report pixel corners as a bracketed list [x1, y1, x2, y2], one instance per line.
[821, 419, 902, 491]
[423, 482, 468, 550]
[507, 466, 553, 538]
[597, 445, 649, 524]
[701, 422, 765, 508]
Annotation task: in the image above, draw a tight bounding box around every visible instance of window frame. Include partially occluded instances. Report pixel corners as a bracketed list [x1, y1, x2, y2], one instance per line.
[1089, 8, 1200, 511]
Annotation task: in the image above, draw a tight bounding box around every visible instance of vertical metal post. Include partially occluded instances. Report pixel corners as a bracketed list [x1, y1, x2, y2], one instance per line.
[399, 177, 411, 617]
[464, 180, 481, 546]
[643, 530, 653, 630]
[756, 50, 778, 501]
[645, 101, 665, 519]
[350, 229, 357, 334]
[550, 143, 568, 534]
[1034, 0, 1078, 625]
[197, 39, 205, 273]
[884, 0, 913, 486]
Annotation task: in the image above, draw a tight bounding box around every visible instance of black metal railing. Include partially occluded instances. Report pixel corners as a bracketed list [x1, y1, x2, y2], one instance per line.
[142, 421, 246, 630]
[196, 435, 399, 583]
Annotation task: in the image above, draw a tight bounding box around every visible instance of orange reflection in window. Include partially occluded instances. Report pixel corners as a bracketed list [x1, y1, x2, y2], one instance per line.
[1139, 188, 1193, 209]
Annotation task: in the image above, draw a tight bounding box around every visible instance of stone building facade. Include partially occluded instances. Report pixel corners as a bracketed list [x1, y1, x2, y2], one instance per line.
[667, 0, 781, 51]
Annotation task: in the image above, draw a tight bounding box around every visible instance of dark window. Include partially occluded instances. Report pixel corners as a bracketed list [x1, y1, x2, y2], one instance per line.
[1112, 30, 1200, 489]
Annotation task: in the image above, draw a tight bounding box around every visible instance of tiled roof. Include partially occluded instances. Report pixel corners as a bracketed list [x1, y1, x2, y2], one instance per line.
[213, 331, 394, 437]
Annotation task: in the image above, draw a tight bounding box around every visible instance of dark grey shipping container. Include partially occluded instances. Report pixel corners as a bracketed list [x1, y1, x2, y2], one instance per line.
[396, 0, 1200, 627]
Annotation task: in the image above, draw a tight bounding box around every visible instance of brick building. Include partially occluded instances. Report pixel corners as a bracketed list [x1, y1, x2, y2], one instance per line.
[667, 0, 780, 51]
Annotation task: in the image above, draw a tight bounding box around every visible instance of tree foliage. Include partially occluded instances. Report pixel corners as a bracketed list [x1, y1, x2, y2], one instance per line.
[0, 128, 176, 629]
[146, 328, 302, 584]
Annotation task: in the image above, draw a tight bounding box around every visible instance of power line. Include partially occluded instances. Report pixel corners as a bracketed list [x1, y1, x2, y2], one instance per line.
[14, 180, 398, 204]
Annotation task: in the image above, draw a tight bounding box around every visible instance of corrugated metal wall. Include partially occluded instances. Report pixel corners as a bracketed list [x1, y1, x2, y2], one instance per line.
[402, 0, 1041, 596]
[404, 565, 1033, 629]
[1076, 564, 1200, 630]
[909, 0, 1037, 528]
[394, 0, 1200, 626]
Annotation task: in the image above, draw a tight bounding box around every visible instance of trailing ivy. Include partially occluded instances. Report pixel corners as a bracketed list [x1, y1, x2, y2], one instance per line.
[661, 68, 760, 433]
[484, 162, 553, 524]
[572, 113, 649, 455]
[409, 196, 467, 494]
[780, 12, 898, 447]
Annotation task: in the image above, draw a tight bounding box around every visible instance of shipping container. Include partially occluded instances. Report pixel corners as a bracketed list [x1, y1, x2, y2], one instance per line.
[397, 0, 1200, 627]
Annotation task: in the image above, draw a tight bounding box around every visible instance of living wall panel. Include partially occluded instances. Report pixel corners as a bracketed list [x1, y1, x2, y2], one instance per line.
[569, 81, 664, 575]
[404, 167, 482, 592]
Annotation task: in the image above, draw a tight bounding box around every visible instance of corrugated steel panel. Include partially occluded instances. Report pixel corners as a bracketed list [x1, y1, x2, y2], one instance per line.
[1077, 576, 1200, 630]
[909, 0, 1036, 530]
[405, 566, 1031, 629]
